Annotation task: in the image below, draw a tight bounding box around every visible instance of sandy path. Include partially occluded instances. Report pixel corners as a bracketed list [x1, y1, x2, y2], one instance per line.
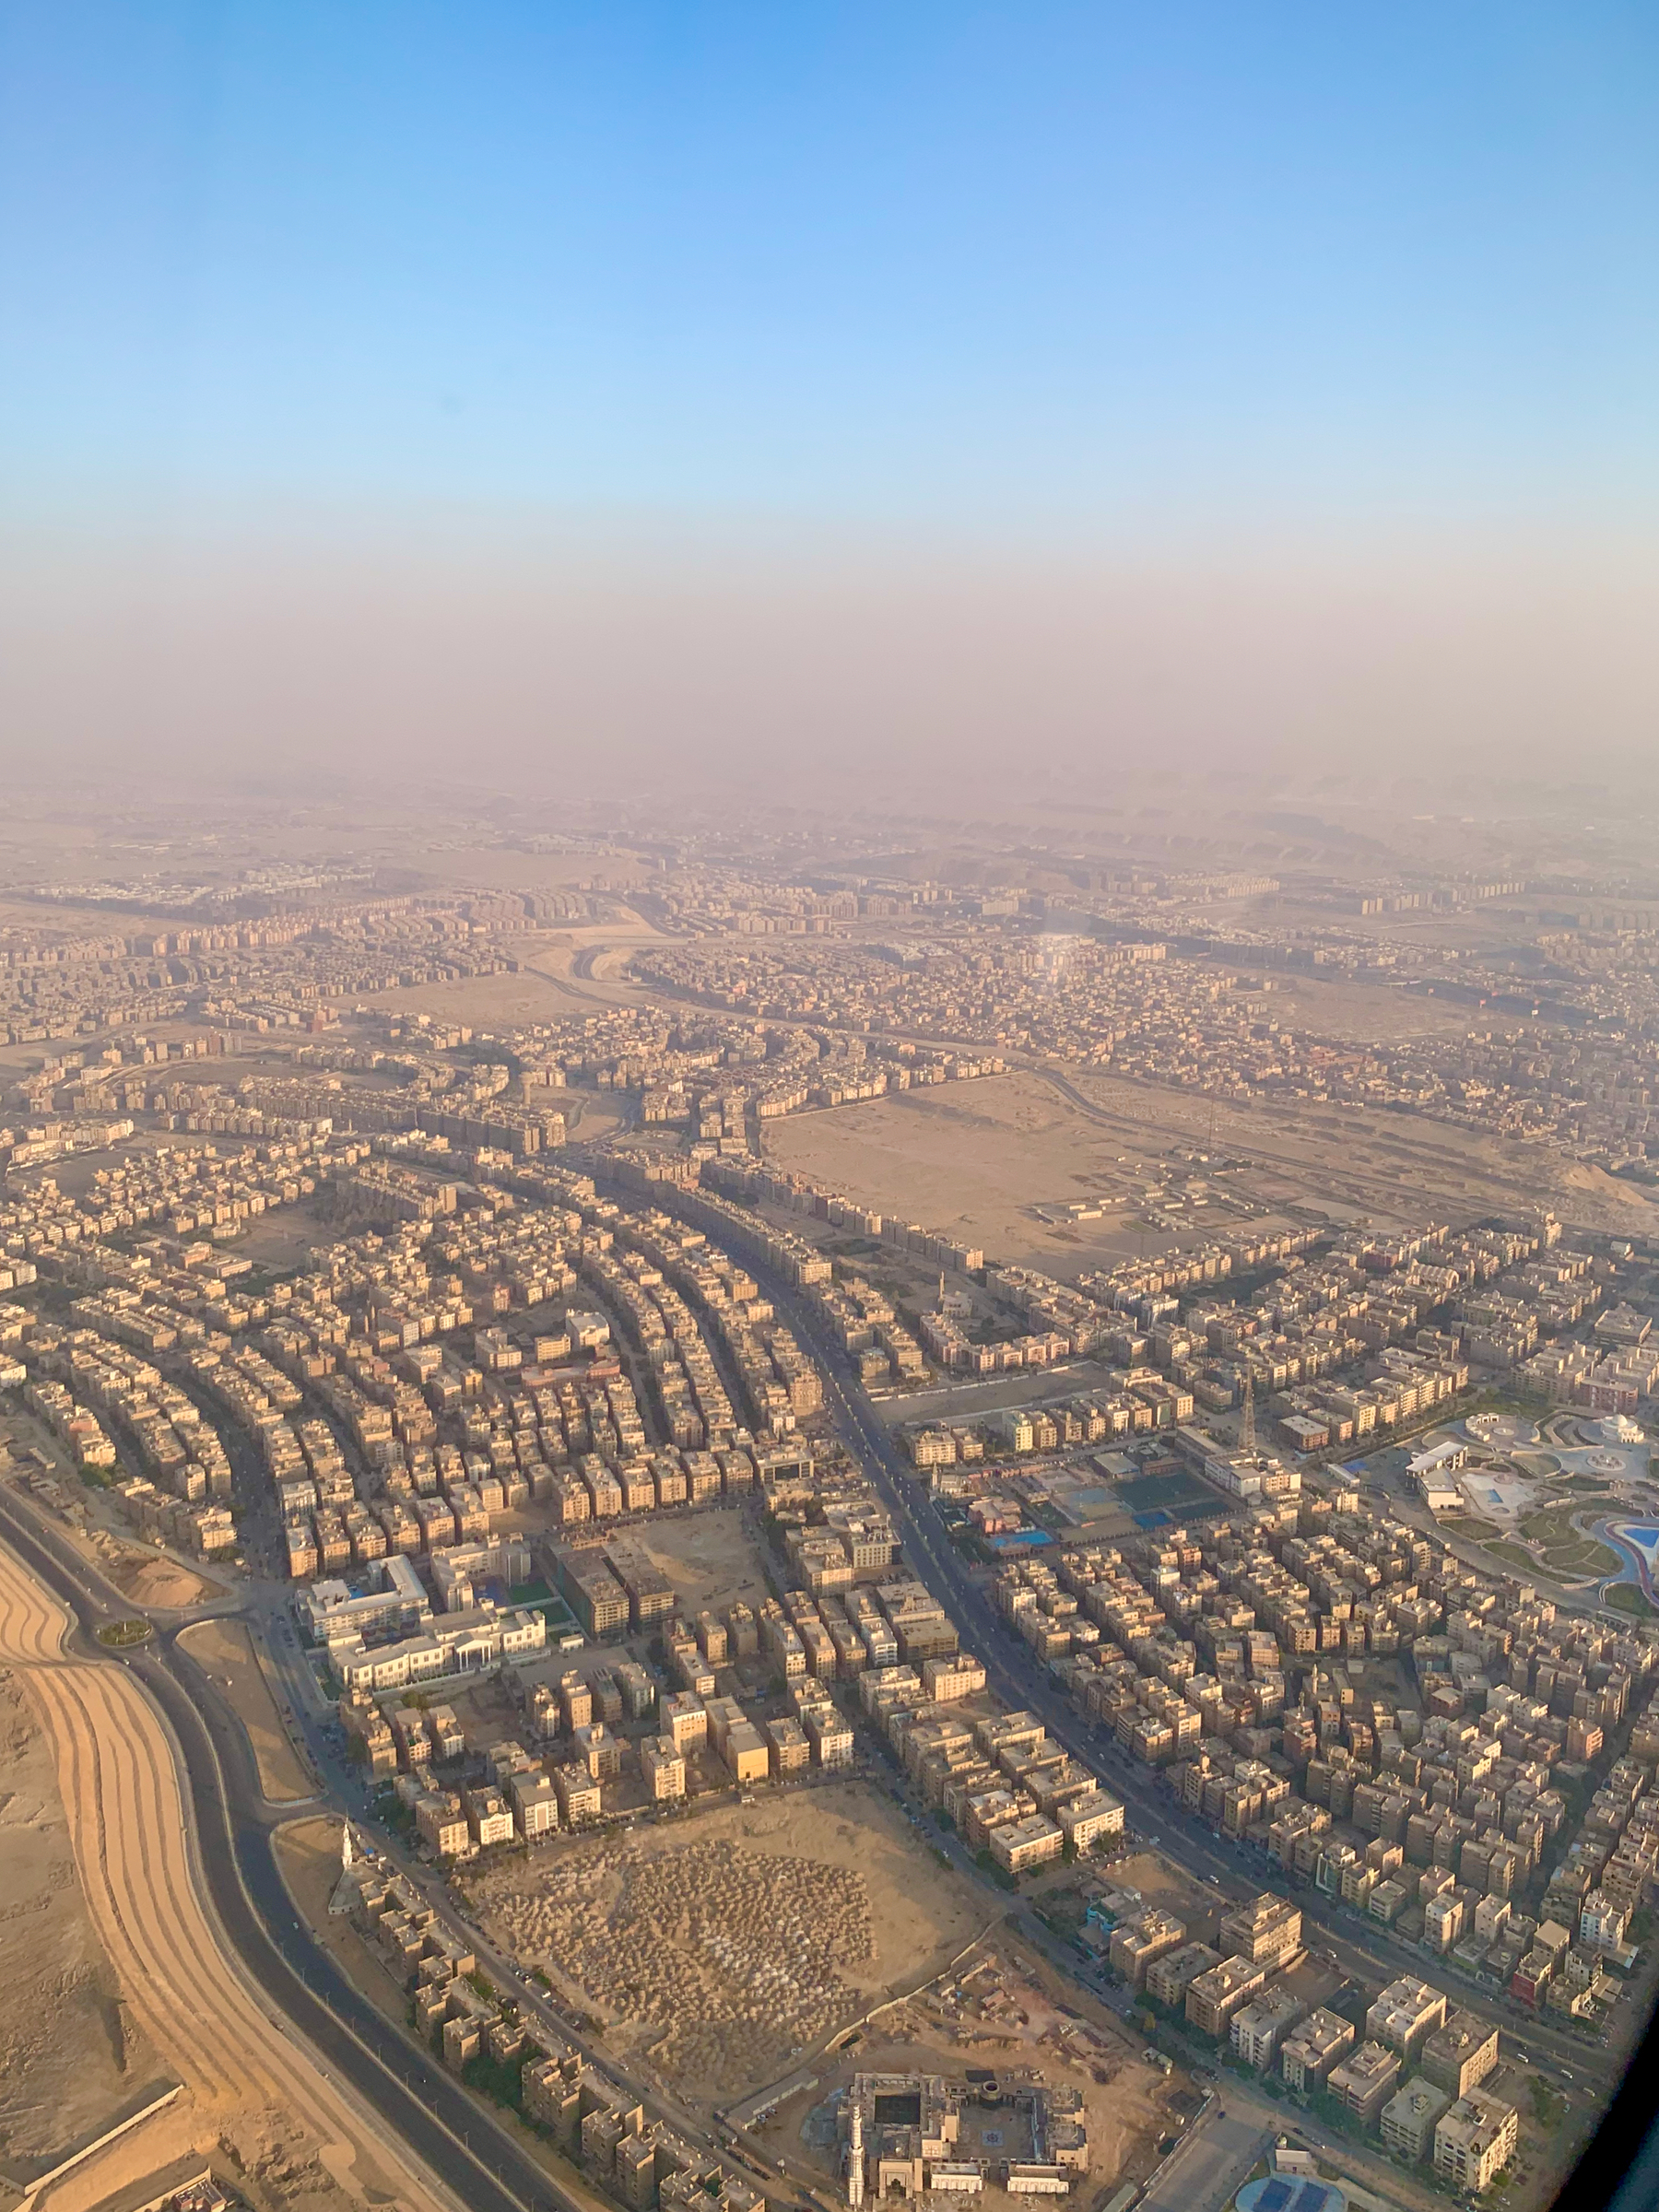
[0, 1543, 446, 2212]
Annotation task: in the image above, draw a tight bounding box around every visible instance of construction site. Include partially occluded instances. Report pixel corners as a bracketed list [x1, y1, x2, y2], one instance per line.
[770, 1946, 1187, 2212]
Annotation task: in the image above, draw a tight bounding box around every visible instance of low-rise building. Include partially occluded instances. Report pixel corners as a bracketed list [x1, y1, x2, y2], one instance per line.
[641, 1733, 688, 1800]
[1420, 2011, 1500, 2099]
[1279, 2009, 1356, 2094]
[1146, 1942, 1222, 2010]
[1230, 1988, 1305, 2071]
[1365, 1975, 1447, 2066]
[1185, 1954, 1266, 2039]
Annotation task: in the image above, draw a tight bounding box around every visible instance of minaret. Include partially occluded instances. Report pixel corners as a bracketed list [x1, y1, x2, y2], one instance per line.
[1241, 1370, 1256, 1458]
[847, 2093, 865, 2212]
[341, 1820, 355, 1871]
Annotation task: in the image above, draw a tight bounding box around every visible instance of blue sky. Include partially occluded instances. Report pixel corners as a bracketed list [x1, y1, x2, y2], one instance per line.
[4, 0, 1657, 528]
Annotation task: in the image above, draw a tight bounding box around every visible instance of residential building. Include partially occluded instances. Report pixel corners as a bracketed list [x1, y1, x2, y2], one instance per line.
[1421, 2012, 1500, 2100]
[1329, 2041, 1403, 2125]
[1381, 2077, 1453, 2165]
[1434, 2089, 1519, 2193]
[1365, 1976, 1447, 2066]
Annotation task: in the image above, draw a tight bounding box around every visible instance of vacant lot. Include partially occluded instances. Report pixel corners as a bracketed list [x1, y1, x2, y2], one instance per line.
[767, 1073, 1220, 1275]
[0, 1668, 164, 2175]
[771, 1057, 1659, 1265]
[179, 1618, 315, 1803]
[93, 1534, 215, 1609]
[274, 1816, 413, 2035]
[473, 1781, 984, 2108]
[629, 1505, 769, 1617]
[1103, 1851, 1224, 1948]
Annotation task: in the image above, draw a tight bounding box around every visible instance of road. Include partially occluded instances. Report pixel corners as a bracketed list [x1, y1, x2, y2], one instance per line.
[628, 1177, 1624, 2103]
[0, 1522, 480, 2212]
[0, 1488, 591, 2212]
[1, 1481, 806, 2212]
[1136, 2103, 1267, 2212]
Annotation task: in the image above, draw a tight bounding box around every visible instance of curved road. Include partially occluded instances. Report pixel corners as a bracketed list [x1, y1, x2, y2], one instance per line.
[0, 1492, 589, 2212]
[622, 1175, 1625, 2101]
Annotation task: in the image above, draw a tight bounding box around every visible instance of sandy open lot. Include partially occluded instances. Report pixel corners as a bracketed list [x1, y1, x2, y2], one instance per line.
[767, 1074, 1190, 1276]
[472, 1780, 987, 2107]
[766, 1062, 1658, 1268]
[91, 1533, 215, 1610]
[0, 1667, 165, 2180]
[773, 1939, 1182, 2211]
[629, 1506, 770, 1617]
[1099, 1852, 1225, 1949]
[179, 1619, 316, 1804]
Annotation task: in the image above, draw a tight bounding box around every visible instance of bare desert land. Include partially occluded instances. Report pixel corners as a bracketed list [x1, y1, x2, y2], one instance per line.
[0, 1665, 164, 2182]
[765, 1064, 1658, 1270]
[471, 1781, 989, 2109]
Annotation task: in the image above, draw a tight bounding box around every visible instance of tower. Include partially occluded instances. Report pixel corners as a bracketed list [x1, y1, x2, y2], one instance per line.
[846, 2090, 865, 2212]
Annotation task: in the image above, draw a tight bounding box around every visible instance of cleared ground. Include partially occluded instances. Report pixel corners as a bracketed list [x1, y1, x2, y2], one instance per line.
[628, 1505, 770, 1616]
[766, 1074, 1225, 1275]
[0, 1666, 165, 2181]
[89, 1531, 215, 1610]
[179, 1618, 316, 1804]
[766, 1063, 1659, 1272]
[472, 1780, 984, 2109]
[0, 1540, 441, 2212]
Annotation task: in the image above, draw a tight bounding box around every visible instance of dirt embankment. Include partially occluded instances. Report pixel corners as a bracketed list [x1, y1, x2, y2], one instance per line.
[0, 1666, 164, 2182]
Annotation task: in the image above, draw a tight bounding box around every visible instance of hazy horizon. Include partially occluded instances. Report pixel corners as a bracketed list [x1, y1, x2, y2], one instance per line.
[4, 2, 1657, 799]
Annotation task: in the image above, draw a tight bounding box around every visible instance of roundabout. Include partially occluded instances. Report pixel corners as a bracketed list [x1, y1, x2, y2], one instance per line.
[93, 1616, 154, 1649]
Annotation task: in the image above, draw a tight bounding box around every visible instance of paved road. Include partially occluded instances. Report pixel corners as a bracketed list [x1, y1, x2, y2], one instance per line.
[1137, 2104, 1267, 2212]
[0, 1489, 582, 2212]
[0, 1521, 483, 2212]
[629, 1179, 1625, 2103]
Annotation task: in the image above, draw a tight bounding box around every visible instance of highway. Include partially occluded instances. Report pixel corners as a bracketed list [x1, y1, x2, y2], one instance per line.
[0, 1488, 588, 2212]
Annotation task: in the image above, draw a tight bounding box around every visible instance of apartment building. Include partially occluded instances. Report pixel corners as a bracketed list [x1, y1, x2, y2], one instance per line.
[1434, 2089, 1520, 2193]
[1218, 1893, 1302, 1970]
[1109, 1910, 1186, 1991]
[661, 1691, 709, 1751]
[1381, 2078, 1453, 2165]
[1146, 1943, 1223, 2010]
[1185, 1955, 1267, 2039]
[1420, 2011, 1500, 2099]
[464, 1786, 514, 1849]
[511, 1771, 560, 1841]
[1365, 1976, 1448, 2066]
[989, 1814, 1065, 1876]
[641, 1735, 687, 1801]
[1230, 1988, 1305, 2071]
[1328, 2041, 1403, 2125]
[554, 1763, 603, 1823]
[415, 1790, 471, 1859]
[1059, 1794, 1124, 1853]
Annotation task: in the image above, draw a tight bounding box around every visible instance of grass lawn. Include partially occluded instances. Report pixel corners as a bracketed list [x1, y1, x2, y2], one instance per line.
[1485, 1543, 1542, 1573]
[1522, 1506, 1586, 1545]
[1606, 1585, 1656, 1618]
